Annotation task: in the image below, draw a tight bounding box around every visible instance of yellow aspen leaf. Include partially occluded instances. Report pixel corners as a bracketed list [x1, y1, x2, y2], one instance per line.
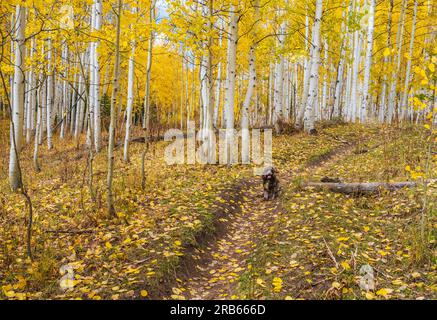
[341, 261, 351, 271]
[272, 277, 283, 292]
[376, 288, 393, 296]
[256, 278, 265, 287]
[4, 290, 15, 298]
[337, 237, 349, 242]
[140, 290, 148, 297]
[365, 292, 375, 300]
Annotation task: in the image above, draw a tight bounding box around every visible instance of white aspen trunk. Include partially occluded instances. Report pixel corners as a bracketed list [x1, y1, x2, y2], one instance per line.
[273, 47, 284, 128]
[107, 0, 122, 217]
[224, 5, 238, 163]
[123, 5, 137, 162]
[46, 38, 54, 150]
[141, 0, 155, 189]
[379, 0, 393, 123]
[39, 72, 46, 145]
[93, 0, 102, 152]
[298, 12, 310, 126]
[69, 57, 77, 135]
[213, 20, 224, 128]
[387, 0, 407, 123]
[321, 40, 328, 120]
[303, 0, 323, 133]
[293, 63, 299, 120]
[333, 2, 351, 119]
[60, 44, 68, 139]
[9, 14, 14, 113]
[283, 60, 290, 120]
[142, 4, 154, 131]
[345, 63, 352, 120]
[268, 62, 274, 125]
[33, 88, 41, 172]
[242, 46, 256, 164]
[360, 0, 375, 123]
[123, 43, 136, 163]
[199, 0, 215, 163]
[74, 52, 85, 138]
[350, 22, 362, 122]
[29, 38, 37, 135]
[400, 0, 418, 122]
[75, 79, 83, 138]
[9, 4, 26, 191]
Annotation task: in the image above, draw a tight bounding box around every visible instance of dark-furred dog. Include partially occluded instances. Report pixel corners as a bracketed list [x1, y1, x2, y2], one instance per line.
[262, 166, 280, 200]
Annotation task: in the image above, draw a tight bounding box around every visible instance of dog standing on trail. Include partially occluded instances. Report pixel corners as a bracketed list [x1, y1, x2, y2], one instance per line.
[262, 166, 280, 200]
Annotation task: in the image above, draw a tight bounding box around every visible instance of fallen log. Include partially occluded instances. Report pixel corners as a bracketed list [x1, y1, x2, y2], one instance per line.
[303, 181, 419, 195]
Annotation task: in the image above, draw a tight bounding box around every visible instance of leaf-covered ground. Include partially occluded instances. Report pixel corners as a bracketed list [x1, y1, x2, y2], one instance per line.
[0, 121, 435, 300]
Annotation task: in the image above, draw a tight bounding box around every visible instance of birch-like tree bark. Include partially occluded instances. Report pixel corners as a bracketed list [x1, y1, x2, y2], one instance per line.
[297, 11, 310, 126]
[379, 0, 393, 123]
[74, 52, 86, 138]
[333, 3, 350, 119]
[123, 5, 137, 163]
[46, 38, 54, 149]
[25, 38, 36, 143]
[303, 0, 323, 133]
[9, 4, 26, 191]
[387, 0, 407, 123]
[360, 0, 375, 123]
[241, 0, 260, 163]
[123, 44, 135, 163]
[224, 4, 238, 163]
[90, 0, 102, 152]
[273, 21, 285, 131]
[213, 19, 224, 128]
[33, 87, 41, 172]
[141, 0, 155, 189]
[107, 0, 122, 217]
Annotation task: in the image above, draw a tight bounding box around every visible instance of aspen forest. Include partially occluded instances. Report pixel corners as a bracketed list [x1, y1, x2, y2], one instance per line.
[0, 0, 436, 302]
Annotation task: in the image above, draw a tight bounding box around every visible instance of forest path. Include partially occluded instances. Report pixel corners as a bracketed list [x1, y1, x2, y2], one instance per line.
[170, 141, 358, 300]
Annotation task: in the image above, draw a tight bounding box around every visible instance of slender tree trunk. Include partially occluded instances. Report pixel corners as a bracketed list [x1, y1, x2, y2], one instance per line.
[379, 0, 393, 123]
[224, 4, 238, 163]
[123, 42, 136, 163]
[273, 21, 286, 131]
[46, 38, 53, 150]
[141, 0, 155, 189]
[92, 0, 102, 152]
[9, 4, 26, 191]
[107, 0, 122, 217]
[303, 0, 323, 133]
[214, 20, 224, 128]
[26, 38, 36, 143]
[33, 89, 41, 172]
[297, 11, 310, 127]
[360, 0, 375, 123]
[400, 0, 418, 122]
[321, 40, 328, 120]
[387, 0, 407, 123]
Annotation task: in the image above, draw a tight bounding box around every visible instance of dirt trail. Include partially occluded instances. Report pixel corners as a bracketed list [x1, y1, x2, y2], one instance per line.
[169, 141, 359, 300]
